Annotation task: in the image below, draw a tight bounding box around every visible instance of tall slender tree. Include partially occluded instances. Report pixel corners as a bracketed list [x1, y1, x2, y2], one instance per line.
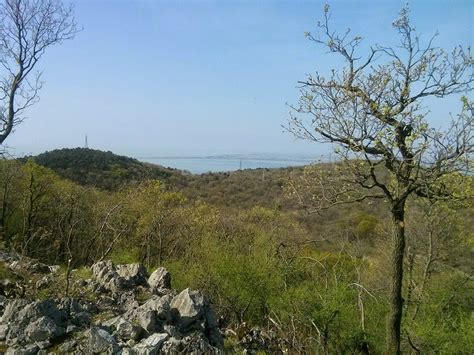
[287, 5, 473, 353]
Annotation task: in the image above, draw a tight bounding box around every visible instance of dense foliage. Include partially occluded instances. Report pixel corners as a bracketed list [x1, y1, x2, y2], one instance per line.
[0, 153, 472, 353]
[25, 148, 187, 190]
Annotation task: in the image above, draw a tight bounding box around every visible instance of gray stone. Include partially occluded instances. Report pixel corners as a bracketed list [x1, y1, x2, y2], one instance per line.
[35, 276, 51, 290]
[170, 288, 205, 329]
[115, 318, 143, 341]
[58, 339, 77, 352]
[121, 295, 172, 333]
[116, 264, 148, 287]
[170, 288, 223, 348]
[35, 341, 51, 350]
[163, 325, 181, 339]
[91, 261, 148, 294]
[148, 267, 171, 294]
[137, 310, 158, 332]
[49, 265, 61, 273]
[86, 327, 119, 354]
[0, 323, 8, 340]
[25, 316, 65, 342]
[5, 344, 39, 355]
[134, 333, 169, 355]
[161, 334, 222, 355]
[29, 263, 51, 274]
[2, 299, 67, 345]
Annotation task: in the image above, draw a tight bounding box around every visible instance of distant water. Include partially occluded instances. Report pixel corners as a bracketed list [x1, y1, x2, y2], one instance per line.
[139, 157, 313, 174]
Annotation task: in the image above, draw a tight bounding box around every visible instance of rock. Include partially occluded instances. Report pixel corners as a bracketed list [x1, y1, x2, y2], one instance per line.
[75, 279, 87, 288]
[116, 263, 148, 287]
[142, 296, 171, 321]
[57, 298, 94, 327]
[49, 265, 61, 273]
[0, 260, 223, 353]
[5, 344, 39, 355]
[25, 316, 65, 342]
[29, 263, 51, 274]
[115, 318, 143, 341]
[121, 295, 172, 333]
[91, 260, 126, 294]
[91, 261, 148, 294]
[118, 292, 139, 311]
[134, 333, 169, 354]
[161, 333, 222, 354]
[7, 261, 21, 272]
[148, 267, 171, 294]
[58, 339, 77, 352]
[66, 324, 78, 333]
[170, 288, 204, 327]
[86, 327, 119, 354]
[140, 311, 160, 333]
[170, 288, 223, 348]
[163, 324, 181, 338]
[35, 341, 51, 350]
[8, 258, 51, 274]
[1, 299, 67, 345]
[0, 279, 24, 298]
[0, 324, 8, 340]
[35, 276, 51, 289]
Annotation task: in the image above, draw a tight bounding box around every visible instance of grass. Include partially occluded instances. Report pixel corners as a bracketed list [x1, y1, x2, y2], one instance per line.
[73, 266, 93, 280]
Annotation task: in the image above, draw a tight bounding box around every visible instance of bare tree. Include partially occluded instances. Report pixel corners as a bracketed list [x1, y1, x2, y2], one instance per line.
[286, 4, 473, 353]
[0, 0, 77, 145]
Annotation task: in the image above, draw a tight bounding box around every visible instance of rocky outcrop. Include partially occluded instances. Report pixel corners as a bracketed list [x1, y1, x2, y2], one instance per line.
[0, 258, 223, 354]
[90, 260, 148, 294]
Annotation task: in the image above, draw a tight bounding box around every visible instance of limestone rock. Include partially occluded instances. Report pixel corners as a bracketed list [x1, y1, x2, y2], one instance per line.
[91, 261, 148, 294]
[148, 267, 171, 295]
[86, 327, 119, 354]
[115, 318, 143, 341]
[134, 333, 169, 355]
[24, 316, 65, 342]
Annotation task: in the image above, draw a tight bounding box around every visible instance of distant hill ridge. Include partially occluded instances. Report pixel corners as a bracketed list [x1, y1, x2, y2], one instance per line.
[23, 148, 307, 209]
[25, 147, 187, 190]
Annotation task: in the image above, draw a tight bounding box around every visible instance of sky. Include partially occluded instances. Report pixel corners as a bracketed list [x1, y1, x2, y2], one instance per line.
[4, 0, 473, 159]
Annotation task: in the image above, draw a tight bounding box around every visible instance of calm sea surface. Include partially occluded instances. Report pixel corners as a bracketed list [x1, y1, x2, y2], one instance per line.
[139, 157, 313, 174]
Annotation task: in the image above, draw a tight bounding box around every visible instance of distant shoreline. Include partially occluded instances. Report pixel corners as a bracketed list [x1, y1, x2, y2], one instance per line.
[138, 156, 317, 174]
[138, 156, 316, 163]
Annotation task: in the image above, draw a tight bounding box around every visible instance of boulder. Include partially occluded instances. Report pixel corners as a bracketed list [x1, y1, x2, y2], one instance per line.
[170, 288, 205, 329]
[24, 316, 64, 342]
[148, 267, 171, 294]
[115, 318, 143, 341]
[86, 327, 119, 354]
[134, 333, 169, 354]
[122, 295, 172, 333]
[1, 299, 67, 345]
[116, 263, 148, 287]
[91, 261, 148, 294]
[170, 288, 223, 347]
[91, 260, 126, 293]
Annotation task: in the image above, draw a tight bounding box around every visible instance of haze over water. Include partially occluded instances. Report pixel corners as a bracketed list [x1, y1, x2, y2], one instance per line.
[140, 156, 316, 174]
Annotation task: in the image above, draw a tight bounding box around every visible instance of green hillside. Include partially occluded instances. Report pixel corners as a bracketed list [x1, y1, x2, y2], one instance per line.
[26, 148, 188, 190]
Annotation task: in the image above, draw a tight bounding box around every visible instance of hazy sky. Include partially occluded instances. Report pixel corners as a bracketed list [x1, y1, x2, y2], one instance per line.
[5, 0, 473, 158]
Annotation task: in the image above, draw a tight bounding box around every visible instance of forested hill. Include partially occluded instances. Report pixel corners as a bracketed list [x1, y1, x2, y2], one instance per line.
[26, 148, 310, 209]
[25, 148, 188, 190]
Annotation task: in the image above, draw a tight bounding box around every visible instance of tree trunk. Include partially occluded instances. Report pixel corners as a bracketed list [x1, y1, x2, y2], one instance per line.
[386, 201, 406, 354]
